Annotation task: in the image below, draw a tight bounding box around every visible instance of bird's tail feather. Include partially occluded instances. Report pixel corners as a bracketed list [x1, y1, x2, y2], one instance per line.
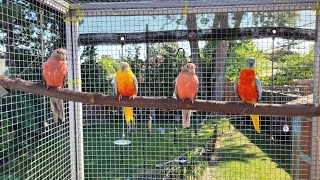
[182, 110, 191, 128]
[250, 114, 260, 133]
[124, 107, 134, 123]
[50, 97, 64, 123]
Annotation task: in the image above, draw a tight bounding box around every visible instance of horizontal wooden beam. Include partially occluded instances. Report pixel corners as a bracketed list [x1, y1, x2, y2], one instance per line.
[0, 76, 319, 117]
[70, 1, 314, 16]
[79, 27, 315, 45]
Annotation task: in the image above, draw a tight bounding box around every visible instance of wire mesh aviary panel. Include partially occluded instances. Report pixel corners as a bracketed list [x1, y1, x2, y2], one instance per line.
[74, 1, 319, 179]
[0, 0, 71, 179]
[0, 0, 319, 180]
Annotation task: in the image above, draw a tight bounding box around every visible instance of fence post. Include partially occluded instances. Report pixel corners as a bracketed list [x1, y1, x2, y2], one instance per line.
[66, 19, 77, 180]
[312, 12, 320, 180]
[66, 13, 84, 180]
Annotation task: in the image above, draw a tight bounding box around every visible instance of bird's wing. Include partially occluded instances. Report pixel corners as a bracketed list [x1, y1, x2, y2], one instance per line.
[133, 75, 139, 96]
[194, 75, 199, 98]
[42, 63, 48, 87]
[173, 76, 179, 99]
[63, 65, 68, 88]
[234, 76, 241, 100]
[255, 77, 262, 102]
[113, 76, 118, 95]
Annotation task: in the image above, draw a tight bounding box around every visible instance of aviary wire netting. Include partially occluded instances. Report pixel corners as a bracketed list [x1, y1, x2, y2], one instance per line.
[0, 0, 70, 179]
[0, 0, 319, 180]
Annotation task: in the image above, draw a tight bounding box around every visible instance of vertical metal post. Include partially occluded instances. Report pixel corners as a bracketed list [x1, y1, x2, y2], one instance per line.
[73, 21, 84, 180]
[66, 16, 84, 180]
[312, 13, 320, 180]
[66, 21, 77, 180]
[39, 9, 48, 127]
[292, 116, 301, 179]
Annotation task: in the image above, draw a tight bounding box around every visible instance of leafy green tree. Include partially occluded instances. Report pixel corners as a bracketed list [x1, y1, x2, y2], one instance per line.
[162, 11, 299, 100]
[199, 41, 217, 97]
[124, 45, 144, 79]
[268, 48, 314, 85]
[145, 43, 187, 97]
[201, 40, 272, 83]
[253, 11, 299, 27]
[98, 54, 120, 95]
[122, 43, 187, 97]
[225, 40, 272, 81]
[80, 46, 112, 93]
[99, 55, 119, 76]
[0, 0, 65, 167]
[271, 40, 299, 63]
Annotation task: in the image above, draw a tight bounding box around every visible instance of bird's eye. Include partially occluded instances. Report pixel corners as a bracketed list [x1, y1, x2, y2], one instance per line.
[186, 65, 189, 68]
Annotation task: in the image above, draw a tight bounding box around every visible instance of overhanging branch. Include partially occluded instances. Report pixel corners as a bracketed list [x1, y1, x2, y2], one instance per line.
[0, 76, 319, 117]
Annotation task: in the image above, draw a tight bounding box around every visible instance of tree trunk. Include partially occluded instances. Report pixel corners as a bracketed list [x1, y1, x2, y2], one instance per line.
[211, 12, 244, 101]
[213, 40, 228, 100]
[233, 12, 245, 28]
[5, 22, 14, 69]
[187, 13, 204, 97]
[211, 13, 228, 101]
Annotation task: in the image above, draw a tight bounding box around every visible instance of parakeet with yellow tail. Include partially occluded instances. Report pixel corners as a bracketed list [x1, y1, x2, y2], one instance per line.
[234, 57, 262, 133]
[114, 62, 138, 132]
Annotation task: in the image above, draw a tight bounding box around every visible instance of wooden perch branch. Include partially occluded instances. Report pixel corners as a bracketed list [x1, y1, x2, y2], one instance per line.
[0, 76, 319, 117]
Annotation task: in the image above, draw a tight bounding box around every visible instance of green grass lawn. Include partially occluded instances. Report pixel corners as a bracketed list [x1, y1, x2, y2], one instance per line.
[0, 118, 293, 180]
[83, 119, 217, 179]
[83, 118, 292, 180]
[0, 128, 71, 180]
[209, 119, 291, 180]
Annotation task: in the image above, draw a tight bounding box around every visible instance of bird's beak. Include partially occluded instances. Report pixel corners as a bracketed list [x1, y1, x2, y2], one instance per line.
[249, 62, 253, 68]
[121, 66, 125, 71]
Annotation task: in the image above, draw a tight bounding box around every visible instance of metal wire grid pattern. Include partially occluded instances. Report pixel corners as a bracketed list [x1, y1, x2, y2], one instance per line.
[77, 5, 317, 179]
[0, 0, 316, 179]
[0, 1, 70, 179]
[66, 0, 317, 9]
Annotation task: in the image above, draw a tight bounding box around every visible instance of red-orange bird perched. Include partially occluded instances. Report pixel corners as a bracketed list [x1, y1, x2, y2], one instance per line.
[174, 63, 199, 129]
[234, 58, 262, 133]
[42, 48, 68, 123]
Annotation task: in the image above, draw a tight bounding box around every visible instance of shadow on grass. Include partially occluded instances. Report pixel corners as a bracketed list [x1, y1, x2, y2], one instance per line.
[220, 143, 267, 159]
[229, 118, 293, 174]
[83, 120, 217, 179]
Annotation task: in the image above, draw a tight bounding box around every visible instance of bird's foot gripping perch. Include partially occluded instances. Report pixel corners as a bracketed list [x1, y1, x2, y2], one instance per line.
[118, 94, 123, 101]
[129, 95, 136, 100]
[237, 101, 245, 105]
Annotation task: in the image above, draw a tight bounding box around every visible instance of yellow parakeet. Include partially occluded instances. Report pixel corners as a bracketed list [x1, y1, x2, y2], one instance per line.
[114, 62, 138, 132]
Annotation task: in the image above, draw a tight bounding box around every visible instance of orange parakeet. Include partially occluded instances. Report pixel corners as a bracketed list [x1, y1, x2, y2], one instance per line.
[174, 63, 199, 129]
[234, 58, 262, 133]
[42, 48, 67, 123]
[114, 62, 138, 132]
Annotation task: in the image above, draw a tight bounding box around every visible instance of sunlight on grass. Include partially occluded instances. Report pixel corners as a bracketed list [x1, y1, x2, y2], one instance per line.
[84, 119, 292, 179]
[210, 119, 291, 180]
[83, 120, 217, 179]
